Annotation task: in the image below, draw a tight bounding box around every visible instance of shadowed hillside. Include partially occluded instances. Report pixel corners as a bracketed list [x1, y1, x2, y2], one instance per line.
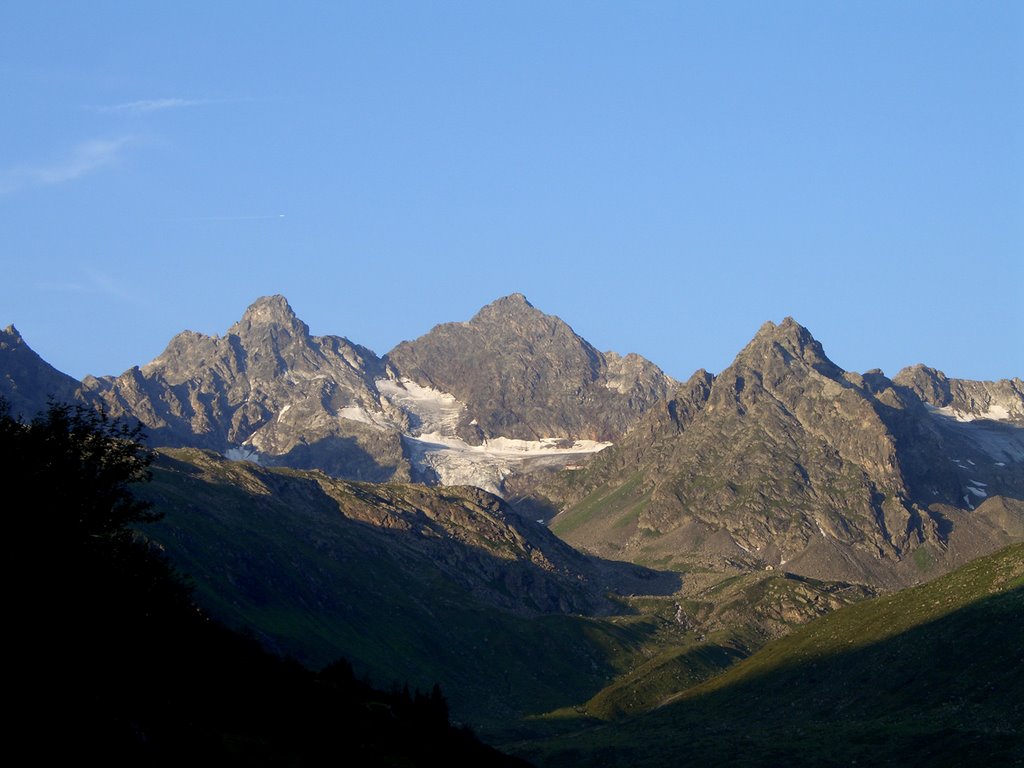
[3, 400, 528, 766]
[137, 447, 682, 724]
[506, 543, 1024, 767]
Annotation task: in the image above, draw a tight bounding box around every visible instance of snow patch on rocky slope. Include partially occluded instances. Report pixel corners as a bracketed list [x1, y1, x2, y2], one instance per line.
[403, 433, 610, 495]
[376, 378, 465, 435]
[373, 377, 611, 495]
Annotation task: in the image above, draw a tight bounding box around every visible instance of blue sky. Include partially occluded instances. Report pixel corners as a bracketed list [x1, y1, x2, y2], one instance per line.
[1, 2, 1021, 382]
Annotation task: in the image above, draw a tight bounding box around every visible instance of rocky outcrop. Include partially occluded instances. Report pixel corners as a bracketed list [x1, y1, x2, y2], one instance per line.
[5, 299, 1020, 589]
[80, 296, 409, 482]
[548, 319, 1024, 588]
[52, 294, 672, 489]
[385, 294, 675, 443]
[4, 295, 674, 488]
[894, 364, 1024, 424]
[0, 325, 80, 419]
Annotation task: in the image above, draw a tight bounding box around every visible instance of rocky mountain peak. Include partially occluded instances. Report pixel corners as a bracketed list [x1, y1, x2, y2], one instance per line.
[497, 292, 532, 307]
[550, 317, 1024, 588]
[894, 363, 1024, 424]
[229, 295, 309, 338]
[893, 364, 951, 405]
[386, 296, 674, 442]
[739, 317, 838, 376]
[753, 316, 815, 350]
[469, 292, 551, 327]
[0, 324, 80, 419]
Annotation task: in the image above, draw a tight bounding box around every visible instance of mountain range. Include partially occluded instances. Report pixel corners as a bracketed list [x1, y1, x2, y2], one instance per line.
[544, 317, 1024, 587]
[3, 294, 673, 493]
[4, 293, 1023, 761]
[4, 293, 1020, 590]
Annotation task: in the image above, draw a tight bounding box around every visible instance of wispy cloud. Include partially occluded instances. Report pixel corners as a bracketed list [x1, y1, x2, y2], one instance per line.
[92, 97, 212, 114]
[38, 269, 140, 304]
[0, 137, 133, 194]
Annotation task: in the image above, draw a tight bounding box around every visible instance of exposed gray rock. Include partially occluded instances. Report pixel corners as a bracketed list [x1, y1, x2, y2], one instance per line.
[4, 295, 673, 488]
[4, 299, 1020, 591]
[385, 293, 675, 443]
[81, 295, 409, 482]
[0, 325, 80, 419]
[547, 318, 1024, 588]
[894, 364, 1024, 424]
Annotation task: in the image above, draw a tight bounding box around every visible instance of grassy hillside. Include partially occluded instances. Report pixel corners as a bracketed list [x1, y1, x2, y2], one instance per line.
[4, 400, 527, 766]
[138, 449, 684, 726]
[139, 449, 874, 734]
[535, 570, 873, 721]
[507, 543, 1024, 767]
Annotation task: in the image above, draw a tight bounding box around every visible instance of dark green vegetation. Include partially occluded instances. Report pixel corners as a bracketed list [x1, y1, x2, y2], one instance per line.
[2, 400, 526, 766]
[505, 543, 1024, 767]
[137, 447, 687, 726]
[4, 297, 1022, 766]
[137, 447, 881, 733]
[562, 571, 873, 720]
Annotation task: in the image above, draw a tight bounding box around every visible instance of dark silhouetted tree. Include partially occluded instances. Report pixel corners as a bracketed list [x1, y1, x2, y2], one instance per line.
[1, 398, 157, 541]
[2, 398, 528, 766]
[3, 398, 193, 763]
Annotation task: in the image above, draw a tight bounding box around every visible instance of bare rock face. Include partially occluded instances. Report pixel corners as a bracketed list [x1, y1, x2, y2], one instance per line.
[385, 293, 675, 443]
[5, 298, 1020, 591]
[890, 363, 1024, 511]
[548, 318, 1024, 588]
[893, 364, 1024, 424]
[80, 296, 409, 482]
[0, 325, 80, 419]
[5, 294, 673, 489]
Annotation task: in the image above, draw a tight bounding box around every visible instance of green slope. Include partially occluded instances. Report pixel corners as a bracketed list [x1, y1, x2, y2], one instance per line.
[507, 543, 1024, 767]
[139, 448, 881, 733]
[543, 570, 873, 721]
[137, 449, 682, 727]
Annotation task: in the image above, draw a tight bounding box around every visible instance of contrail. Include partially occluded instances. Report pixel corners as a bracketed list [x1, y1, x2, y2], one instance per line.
[157, 214, 286, 222]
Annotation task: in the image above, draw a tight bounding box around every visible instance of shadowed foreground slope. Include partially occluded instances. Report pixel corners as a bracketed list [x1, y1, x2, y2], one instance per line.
[138, 447, 680, 726]
[508, 543, 1024, 767]
[3, 401, 527, 766]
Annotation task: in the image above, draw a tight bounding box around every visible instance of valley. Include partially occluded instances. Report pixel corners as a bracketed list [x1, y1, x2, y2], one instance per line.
[3, 293, 1022, 764]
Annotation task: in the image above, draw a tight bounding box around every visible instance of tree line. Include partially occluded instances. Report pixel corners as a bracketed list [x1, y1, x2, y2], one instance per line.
[2, 399, 526, 766]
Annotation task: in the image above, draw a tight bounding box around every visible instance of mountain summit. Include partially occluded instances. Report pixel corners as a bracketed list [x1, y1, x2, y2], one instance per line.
[15, 294, 674, 490]
[475, 291, 534, 313]
[80, 296, 404, 480]
[386, 294, 675, 442]
[4, 300, 1020, 583]
[549, 318, 1024, 587]
[228, 294, 310, 337]
[0, 324, 80, 418]
[742, 316, 842, 375]
[894, 364, 1024, 424]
